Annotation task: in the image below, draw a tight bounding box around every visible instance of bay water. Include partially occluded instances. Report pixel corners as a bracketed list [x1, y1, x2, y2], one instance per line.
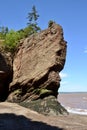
[58, 92, 87, 115]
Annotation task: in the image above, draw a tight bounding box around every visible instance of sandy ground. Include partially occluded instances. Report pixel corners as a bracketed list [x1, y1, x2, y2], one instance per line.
[0, 102, 87, 130]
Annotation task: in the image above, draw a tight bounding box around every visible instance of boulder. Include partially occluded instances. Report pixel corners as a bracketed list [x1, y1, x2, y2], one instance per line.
[8, 23, 67, 115]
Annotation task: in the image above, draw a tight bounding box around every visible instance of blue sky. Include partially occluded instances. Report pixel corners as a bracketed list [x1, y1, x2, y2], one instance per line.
[0, 0, 87, 92]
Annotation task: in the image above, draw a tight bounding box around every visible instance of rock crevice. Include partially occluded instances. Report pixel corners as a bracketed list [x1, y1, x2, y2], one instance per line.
[0, 50, 13, 101]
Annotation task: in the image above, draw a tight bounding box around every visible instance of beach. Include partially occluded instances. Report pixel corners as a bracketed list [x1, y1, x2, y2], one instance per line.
[0, 102, 87, 130]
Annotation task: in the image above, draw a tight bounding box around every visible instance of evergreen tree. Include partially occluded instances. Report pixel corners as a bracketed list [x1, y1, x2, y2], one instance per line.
[0, 26, 9, 39]
[27, 5, 41, 34]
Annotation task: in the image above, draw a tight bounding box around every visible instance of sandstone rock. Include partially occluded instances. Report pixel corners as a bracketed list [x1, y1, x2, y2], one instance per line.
[0, 49, 13, 101]
[8, 23, 67, 114]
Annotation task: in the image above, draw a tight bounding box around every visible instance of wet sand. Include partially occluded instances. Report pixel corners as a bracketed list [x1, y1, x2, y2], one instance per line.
[0, 102, 87, 130]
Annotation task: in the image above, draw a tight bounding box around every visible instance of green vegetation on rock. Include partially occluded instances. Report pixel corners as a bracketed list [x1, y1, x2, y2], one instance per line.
[48, 20, 55, 27]
[3, 30, 20, 52]
[13, 89, 22, 95]
[19, 96, 68, 116]
[33, 88, 53, 99]
[0, 5, 41, 53]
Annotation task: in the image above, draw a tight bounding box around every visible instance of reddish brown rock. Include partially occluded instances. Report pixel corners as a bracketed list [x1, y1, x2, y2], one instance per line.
[8, 23, 67, 103]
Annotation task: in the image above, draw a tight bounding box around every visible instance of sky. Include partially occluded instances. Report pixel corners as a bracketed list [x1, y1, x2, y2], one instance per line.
[0, 0, 87, 92]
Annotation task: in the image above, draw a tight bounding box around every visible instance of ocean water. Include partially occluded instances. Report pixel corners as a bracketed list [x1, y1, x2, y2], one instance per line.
[58, 92, 87, 115]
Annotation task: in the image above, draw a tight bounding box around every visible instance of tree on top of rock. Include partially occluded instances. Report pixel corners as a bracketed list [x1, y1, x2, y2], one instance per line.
[27, 5, 41, 34]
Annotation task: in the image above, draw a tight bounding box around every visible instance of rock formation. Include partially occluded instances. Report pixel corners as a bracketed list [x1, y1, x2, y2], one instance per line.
[8, 23, 66, 99]
[0, 22, 67, 115]
[7, 22, 67, 115]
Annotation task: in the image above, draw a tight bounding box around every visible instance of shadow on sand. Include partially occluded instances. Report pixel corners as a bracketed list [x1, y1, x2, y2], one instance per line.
[0, 113, 64, 130]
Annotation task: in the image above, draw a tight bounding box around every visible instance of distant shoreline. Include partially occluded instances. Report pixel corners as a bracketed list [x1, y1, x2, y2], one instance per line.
[59, 91, 87, 94]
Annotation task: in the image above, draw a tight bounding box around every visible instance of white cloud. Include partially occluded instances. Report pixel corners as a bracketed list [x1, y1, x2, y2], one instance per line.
[59, 72, 68, 78]
[84, 50, 87, 53]
[84, 47, 87, 53]
[60, 81, 68, 85]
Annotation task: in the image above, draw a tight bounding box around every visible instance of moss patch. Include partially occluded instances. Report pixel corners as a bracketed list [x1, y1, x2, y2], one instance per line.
[33, 88, 53, 99]
[19, 96, 68, 116]
[13, 89, 22, 95]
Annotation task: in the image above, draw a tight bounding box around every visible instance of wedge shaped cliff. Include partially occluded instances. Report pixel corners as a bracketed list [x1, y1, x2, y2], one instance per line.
[0, 22, 67, 115]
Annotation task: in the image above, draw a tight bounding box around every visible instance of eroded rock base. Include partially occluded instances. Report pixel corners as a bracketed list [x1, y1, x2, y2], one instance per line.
[19, 96, 68, 116]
